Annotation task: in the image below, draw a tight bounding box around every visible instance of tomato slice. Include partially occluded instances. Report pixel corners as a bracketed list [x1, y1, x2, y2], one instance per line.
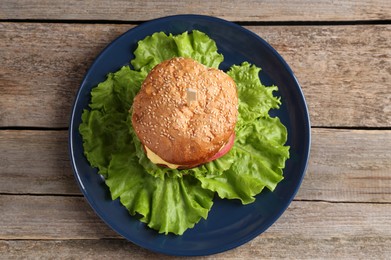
[206, 133, 235, 162]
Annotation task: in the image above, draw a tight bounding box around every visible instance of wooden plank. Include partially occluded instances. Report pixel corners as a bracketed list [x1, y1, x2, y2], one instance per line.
[0, 195, 119, 239]
[0, 195, 390, 259]
[1, 129, 390, 203]
[0, 130, 80, 195]
[1, 235, 391, 259]
[295, 128, 391, 203]
[1, 23, 390, 128]
[252, 25, 391, 128]
[1, 0, 390, 22]
[0, 23, 132, 128]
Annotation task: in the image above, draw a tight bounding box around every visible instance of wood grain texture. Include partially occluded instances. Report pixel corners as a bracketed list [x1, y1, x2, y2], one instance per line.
[295, 128, 391, 203]
[1, 0, 390, 22]
[0, 196, 390, 258]
[1, 235, 391, 259]
[1, 1, 390, 258]
[0, 130, 79, 195]
[1, 23, 390, 128]
[0, 195, 119, 239]
[0, 23, 132, 128]
[1, 129, 390, 203]
[252, 25, 391, 128]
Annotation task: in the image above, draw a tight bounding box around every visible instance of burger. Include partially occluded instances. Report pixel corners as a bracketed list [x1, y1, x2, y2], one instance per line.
[131, 57, 238, 169]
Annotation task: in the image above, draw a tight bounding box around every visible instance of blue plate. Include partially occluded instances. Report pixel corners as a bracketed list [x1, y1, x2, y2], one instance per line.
[69, 14, 311, 256]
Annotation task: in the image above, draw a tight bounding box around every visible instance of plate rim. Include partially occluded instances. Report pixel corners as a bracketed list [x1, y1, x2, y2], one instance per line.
[68, 14, 311, 256]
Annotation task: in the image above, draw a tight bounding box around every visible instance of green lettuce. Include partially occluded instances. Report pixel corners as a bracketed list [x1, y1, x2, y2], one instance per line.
[193, 63, 289, 204]
[229, 63, 281, 125]
[131, 30, 223, 72]
[106, 152, 214, 235]
[79, 30, 289, 235]
[79, 66, 147, 177]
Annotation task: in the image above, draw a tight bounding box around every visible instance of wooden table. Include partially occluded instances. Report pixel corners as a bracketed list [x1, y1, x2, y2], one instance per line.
[1, 1, 390, 258]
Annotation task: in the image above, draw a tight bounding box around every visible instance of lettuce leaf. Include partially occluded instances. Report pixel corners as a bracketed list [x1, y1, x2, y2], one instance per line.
[193, 63, 289, 204]
[79, 66, 146, 177]
[106, 152, 214, 235]
[131, 30, 223, 72]
[228, 62, 281, 126]
[195, 117, 289, 204]
[79, 30, 289, 234]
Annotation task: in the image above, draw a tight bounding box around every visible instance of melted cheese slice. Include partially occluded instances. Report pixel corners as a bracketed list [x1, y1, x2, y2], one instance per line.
[144, 146, 180, 169]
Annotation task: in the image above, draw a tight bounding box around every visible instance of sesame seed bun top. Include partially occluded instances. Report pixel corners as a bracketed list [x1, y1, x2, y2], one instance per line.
[131, 57, 238, 167]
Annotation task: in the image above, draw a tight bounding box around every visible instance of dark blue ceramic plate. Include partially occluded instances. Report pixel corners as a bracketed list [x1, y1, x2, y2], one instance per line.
[69, 14, 310, 256]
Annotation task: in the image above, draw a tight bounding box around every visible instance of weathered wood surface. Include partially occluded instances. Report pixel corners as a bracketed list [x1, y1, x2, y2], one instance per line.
[1, 128, 390, 257]
[297, 128, 391, 203]
[2, 236, 391, 260]
[1, 0, 390, 22]
[0, 23, 132, 128]
[1, 196, 390, 258]
[1, 1, 390, 258]
[2, 236, 390, 260]
[1, 23, 390, 128]
[1, 129, 390, 203]
[0, 130, 79, 195]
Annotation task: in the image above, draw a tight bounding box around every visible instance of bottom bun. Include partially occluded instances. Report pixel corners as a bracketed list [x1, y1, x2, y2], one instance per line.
[144, 133, 235, 169]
